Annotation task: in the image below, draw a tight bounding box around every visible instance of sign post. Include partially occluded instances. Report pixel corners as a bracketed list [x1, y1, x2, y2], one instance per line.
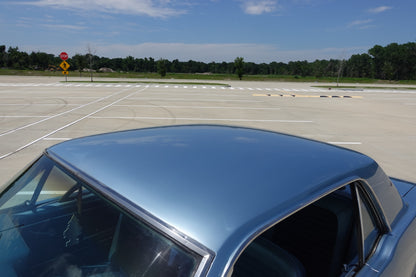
[59, 52, 70, 81]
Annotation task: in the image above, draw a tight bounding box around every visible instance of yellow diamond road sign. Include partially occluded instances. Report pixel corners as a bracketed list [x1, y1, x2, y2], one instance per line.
[60, 61, 70, 71]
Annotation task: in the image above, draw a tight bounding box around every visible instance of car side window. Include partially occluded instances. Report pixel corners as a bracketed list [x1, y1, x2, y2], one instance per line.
[0, 157, 77, 210]
[0, 155, 201, 277]
[231, 182, 384, 277]
[356, 186, 381, 261]
[37, 165, 77, 202]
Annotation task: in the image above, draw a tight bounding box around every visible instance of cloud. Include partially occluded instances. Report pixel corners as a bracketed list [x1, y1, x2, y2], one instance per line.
[41, 24, 86, 31]
[240, 1, 277, 15]
[368, 6, 392, 14]
[18, 0, 185, 18]
[347, 19, 374, 29]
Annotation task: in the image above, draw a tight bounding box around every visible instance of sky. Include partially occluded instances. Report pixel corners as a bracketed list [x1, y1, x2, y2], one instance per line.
[1, 0, 415, 63]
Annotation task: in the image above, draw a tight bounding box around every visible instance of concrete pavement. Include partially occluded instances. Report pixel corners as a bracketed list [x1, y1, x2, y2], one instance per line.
[1, 76, 415, 185]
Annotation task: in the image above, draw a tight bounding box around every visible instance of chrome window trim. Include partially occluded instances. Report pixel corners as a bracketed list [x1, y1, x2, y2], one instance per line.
[46, 151, 214, 277]
[352, 183, 366, 268]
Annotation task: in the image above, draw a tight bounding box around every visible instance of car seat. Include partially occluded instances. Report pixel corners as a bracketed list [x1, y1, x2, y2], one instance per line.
[232, 236, 306, 277]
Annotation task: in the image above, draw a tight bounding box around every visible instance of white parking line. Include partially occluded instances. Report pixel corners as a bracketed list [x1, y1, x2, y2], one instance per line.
[328, 142, 362, 145]
[0, 115, 48, 118]
[90, 116, 312, 123]
[0, 89, 131, 137]
[1, 82, 413, 94]
[114, 104, 280, 110]
[0, 87, 149, 159]
[127, 97, 263, 103]
[43, 138, 71, 141]
[0, 103, 78, 106]
[126, 92, 249, 97]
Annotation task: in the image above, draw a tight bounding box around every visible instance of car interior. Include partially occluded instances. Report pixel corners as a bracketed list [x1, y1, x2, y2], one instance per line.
[232, 187, 359, 277]
[0, 158, 199, 277]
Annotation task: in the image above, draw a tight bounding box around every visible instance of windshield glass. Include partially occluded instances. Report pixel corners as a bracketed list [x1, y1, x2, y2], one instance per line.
[0, 155, 201, 277]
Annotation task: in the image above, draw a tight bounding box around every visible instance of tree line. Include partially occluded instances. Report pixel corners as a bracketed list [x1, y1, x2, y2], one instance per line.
[1, 42, 415, 80]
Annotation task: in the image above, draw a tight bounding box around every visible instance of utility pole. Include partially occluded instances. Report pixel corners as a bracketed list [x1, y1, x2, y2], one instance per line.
[336, 59, 344, 87]
[86, 44, 95, 82]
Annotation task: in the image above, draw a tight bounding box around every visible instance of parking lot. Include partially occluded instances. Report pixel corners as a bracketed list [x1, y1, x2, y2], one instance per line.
[0, 76, 415, 185]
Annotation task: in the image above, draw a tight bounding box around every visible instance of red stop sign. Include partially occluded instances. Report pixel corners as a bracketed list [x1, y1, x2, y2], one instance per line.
[60, 52, 68, 60]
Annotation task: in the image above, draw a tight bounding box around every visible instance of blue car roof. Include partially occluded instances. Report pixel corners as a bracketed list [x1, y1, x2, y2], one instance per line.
[47, 125, 378, 256]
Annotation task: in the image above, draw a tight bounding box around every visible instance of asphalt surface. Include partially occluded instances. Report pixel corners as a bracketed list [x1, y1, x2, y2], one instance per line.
[0, 76, 415, 186]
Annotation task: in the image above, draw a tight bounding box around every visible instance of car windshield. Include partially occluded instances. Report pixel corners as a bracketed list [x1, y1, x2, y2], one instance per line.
[0, 155, 201, 277]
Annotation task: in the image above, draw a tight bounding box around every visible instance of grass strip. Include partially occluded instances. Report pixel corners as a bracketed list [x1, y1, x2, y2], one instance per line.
[62, 80, 230, 87]
[1, 69, 416, 85]
[313, 85, 416, 90]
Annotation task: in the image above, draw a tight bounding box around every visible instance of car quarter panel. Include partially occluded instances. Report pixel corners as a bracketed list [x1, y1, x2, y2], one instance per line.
[371, 185, 416, 276]
[391, 178, 416, 197]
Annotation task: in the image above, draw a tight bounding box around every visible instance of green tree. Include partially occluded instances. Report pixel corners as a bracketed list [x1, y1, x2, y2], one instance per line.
[170, 59, 180, 73]
[6, 46, 29, 69]
[29, 51, 55, 70]
[0, 45, 6, 67]
[157, 59, 167, 77]
[382, 61, 395, 80]
[288, 60, 311, 77]
[124, 56, 136, 72]
[345, 54, 372, 78]
[234, 57, 245, 80]
[72, 54, 87, 76]
[368, 45, 385, 79]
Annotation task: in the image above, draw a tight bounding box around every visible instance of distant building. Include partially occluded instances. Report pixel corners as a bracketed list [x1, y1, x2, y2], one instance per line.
[99, 67, 114, 73]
